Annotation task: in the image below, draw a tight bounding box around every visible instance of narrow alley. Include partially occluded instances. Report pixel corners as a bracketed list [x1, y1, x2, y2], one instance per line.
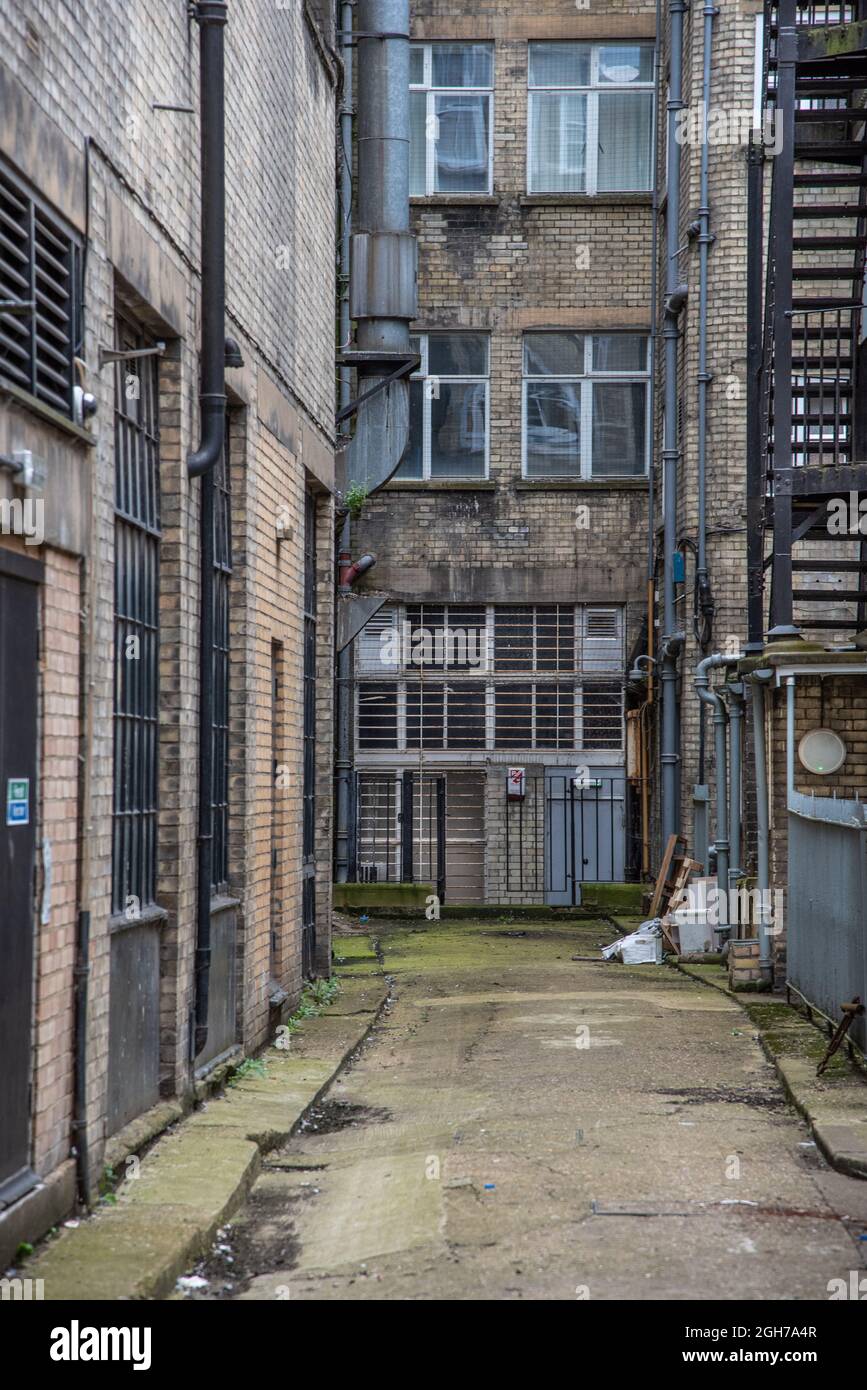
[183, 920, 867, 1302]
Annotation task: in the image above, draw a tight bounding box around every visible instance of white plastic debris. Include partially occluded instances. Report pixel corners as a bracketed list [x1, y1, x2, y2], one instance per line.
[176, 1275, 209, 1292]
[602, 919, 663, 965]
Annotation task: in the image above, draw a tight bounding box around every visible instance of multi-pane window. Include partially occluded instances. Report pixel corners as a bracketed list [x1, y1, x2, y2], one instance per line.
[410, 43, 494, 195]
[0, 162, 81, 416]
[528, 42, 654, 194]
[357, 604, 624, 753]
[523, 332, 649, 478]
[396, 333, 489, 480]
[112, 314, 161, 915]
[210, 423, 232, 892]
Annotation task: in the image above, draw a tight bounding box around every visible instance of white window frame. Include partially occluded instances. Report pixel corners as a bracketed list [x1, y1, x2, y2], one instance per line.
[410, 42, 494, 197]
[521, 332, 650, 479]
[403, 332, 491, 481]
[527, 41, 654, 195]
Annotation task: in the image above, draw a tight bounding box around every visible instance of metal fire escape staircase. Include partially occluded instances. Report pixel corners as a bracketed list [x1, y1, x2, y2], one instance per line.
[761, 1, 867, 638]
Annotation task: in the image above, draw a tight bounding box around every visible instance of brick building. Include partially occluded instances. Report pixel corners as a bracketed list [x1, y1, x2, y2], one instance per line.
[0, 0, 336, 1260]
[347, 0, 657, 906]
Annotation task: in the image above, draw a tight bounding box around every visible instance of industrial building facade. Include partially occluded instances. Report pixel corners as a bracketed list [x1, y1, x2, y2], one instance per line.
[347, 0, 657, 905]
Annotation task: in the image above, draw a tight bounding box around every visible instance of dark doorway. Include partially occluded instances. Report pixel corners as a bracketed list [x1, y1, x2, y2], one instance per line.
[0, 549, 42, 1205]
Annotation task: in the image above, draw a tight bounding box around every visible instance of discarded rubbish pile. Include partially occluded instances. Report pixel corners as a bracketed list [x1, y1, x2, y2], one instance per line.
[601, 921, 663, 965]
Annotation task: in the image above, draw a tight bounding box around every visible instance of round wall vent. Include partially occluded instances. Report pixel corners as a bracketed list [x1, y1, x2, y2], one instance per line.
[798, 728, 847, 776]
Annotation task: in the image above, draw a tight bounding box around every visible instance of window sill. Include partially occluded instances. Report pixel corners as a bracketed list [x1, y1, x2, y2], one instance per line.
[515, 478, 648, 491]
[411, 195, 500, 207]
[383, 479, 496, 491]
[0, 379, 96, 446]
[109, 904, 169, 934]
[520, 193, 653, 208]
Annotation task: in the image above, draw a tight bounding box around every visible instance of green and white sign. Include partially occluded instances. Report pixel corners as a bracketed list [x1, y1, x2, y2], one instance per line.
[6, 777, 30, 826]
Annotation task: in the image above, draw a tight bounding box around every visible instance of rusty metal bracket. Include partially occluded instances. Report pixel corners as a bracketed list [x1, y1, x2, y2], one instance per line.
[817, 997, 864, 1076]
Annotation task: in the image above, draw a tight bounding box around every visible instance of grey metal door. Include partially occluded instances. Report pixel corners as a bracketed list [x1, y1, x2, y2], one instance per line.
[0, 551, 41, 1205]
[545, 768, 626, 906]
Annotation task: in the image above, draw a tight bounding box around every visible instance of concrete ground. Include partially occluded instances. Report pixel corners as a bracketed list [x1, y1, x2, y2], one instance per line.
[183, 918, 867, 1302]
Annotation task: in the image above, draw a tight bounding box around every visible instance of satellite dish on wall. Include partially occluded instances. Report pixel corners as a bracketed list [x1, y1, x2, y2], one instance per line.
[797, 728, 847, 776]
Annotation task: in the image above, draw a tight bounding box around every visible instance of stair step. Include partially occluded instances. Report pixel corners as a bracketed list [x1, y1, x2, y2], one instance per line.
[792, 356, 853, 369]
[795, 82, 867, 95]
[793, 560, 867, 572]
[794, 622, 861, 633]
[792, 265, 857, 278]
[793, 202, 864, 216]
[794, 141, 866, 157]
[795, 589, 867, 601]
[792, 295, 861, 308]
[793, 235, 867, 248]
[794, 171, 867, 185]
[796, 108, 867, 121]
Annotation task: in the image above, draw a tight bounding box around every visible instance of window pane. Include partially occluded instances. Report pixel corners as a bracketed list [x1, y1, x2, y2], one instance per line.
[447, 682, 486, 749]
[528, 42, 590, 87]
[395, 379, 424, 478]
[406, 684, 445, 749]
[583, 682, 623, 749]
[525, 381, 581, 477]
[592, 334, 647, 372]
[536, 606, 575, 671]
[432, 43, 492, 88]
[430, 383, 487, 477]
[495, 608, 533, 671]
[536, 684, 575, 749]
[428, 333, 488, 376]
[597, 91, 653, 191]
[597, 44, 654, 85]
[358, 684, 398, 750]
[495, 684, 532, 746]
[410, 90, 427, 194]
[410, 45, 425, 84]
[529, 92, 586, 193]
[524, 332, 584, 377]
[434, 92, 490, 192]
[592, 383, 647, 476]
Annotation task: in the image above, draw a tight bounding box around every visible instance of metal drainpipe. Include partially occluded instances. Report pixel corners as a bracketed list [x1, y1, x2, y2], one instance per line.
[189, 0, 228, 1059]
[726, 679, 745, 888]
[695, 2, 718, 782]
[747, 669, 773, 976]
[695, 653, 737, 930]
[661, 0, 688, 844]
[786, 675, 796, 805]
[335, 0, 354, 884]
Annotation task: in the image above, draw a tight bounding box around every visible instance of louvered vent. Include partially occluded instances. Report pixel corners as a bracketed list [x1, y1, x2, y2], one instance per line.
[582, 607, 623, 671]
[357, 607, 398, 672]
[0, 164, 78, 416]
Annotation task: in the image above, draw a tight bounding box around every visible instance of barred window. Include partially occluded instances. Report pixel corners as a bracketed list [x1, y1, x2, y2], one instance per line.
[112, 313, 161, 915]
[0, 162, 81, 417]
[210, 424, 232, 892]
[356, 603, 624, 753]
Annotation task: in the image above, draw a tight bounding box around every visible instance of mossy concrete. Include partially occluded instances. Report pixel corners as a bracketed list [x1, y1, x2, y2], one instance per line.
[676, 961, 867, 1179]
[25, 972, 389, 1300]
[332, 881, 433, 909]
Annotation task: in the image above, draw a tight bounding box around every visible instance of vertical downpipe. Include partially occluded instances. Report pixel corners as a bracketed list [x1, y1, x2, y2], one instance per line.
[189, 0, 228, 1059]
[661, 0, 688, 842]
[335, 0, 354, 883]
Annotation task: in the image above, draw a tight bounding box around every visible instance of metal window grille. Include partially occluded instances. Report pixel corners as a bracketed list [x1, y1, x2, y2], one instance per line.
[210, 423, 232, 891]
[112, 314, 161, 915]
[356, 603, 625, 752]
[302, 492, 317, 976]
[0, 162, 80, 416]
